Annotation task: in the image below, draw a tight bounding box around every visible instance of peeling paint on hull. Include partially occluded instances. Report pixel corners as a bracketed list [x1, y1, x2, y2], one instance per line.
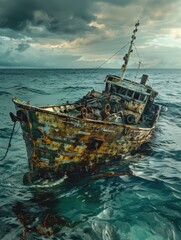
[11, 22, 162, 184]
[12, 97, 160, 183]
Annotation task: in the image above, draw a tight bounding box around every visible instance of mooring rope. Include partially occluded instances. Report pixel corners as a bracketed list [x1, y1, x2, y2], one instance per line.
[0, 115, 18, 161]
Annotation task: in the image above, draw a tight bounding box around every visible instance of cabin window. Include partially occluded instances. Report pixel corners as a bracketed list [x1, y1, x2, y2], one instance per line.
[134, 92, 140, 100]
[111, 85, 117, 93]
[108, 76, 114, 81]
[116, 86, 120, 93]
[140, 94, 146, 101]
[119, 87, 127, 96]
[127, 90, 134, 98]
[146, 88, 152, 93]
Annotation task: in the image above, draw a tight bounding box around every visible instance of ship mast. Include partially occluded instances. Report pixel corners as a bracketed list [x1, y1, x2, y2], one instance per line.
[121, 21, 140, 80]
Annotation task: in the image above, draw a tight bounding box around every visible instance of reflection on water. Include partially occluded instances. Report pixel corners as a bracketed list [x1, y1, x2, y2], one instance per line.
[12, 157, 134, 239]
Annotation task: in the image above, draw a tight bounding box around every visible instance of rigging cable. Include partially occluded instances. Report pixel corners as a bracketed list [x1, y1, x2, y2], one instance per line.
[133, 43, 145, 71]
[133, 43, 152, 86]
[59, 42, 130, 102]
[89, 42, 130, 73]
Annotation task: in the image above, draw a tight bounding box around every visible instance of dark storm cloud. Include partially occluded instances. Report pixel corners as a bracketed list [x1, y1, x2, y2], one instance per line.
[0, 0, 180, 69]
[0, 0, 96, 35]
[0, 0, 179, 36]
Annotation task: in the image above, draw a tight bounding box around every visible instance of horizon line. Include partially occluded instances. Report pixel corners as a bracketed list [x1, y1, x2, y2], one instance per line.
[0, 67, 181, 70]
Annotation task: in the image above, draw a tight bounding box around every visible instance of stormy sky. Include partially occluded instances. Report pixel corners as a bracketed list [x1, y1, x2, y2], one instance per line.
[0, 0, 180, 68]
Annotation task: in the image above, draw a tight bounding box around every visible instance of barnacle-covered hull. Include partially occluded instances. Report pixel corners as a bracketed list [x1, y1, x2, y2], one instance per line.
[12, 96, 160, 183]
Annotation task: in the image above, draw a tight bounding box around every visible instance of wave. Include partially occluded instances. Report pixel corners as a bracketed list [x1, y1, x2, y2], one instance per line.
[14, 86, 50, 95]
[62, 86, 90, 91]
[0, 91, 12, 96]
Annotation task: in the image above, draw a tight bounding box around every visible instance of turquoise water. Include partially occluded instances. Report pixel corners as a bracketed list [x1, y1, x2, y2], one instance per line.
[0, 69, 181, 239]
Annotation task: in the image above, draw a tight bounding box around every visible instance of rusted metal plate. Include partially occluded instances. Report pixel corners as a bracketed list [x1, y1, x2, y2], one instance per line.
[12, 71, 160, 184]
[14, 100, 155, 174]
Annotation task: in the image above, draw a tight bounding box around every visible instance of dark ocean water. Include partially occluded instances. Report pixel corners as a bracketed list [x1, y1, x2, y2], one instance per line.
[0, 69, 180, 240]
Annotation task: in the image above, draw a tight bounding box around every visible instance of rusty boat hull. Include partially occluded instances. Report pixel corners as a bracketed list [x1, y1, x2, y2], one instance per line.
[12, 96, 160, 183]
[11, 22, 161, 183]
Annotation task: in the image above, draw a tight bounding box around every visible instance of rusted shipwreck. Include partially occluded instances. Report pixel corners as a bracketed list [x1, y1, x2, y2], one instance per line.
[12, 21, 160, 183]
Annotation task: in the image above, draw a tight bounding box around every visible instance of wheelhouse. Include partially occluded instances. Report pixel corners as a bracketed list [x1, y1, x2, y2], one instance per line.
[104, 74, 158, 123]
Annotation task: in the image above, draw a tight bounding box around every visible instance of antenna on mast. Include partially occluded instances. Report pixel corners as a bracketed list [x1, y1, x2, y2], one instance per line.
[121, 21, 140, 80]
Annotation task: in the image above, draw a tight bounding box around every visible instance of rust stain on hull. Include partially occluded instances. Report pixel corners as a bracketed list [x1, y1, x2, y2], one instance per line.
[11, 22, 161, 184]
[12, 95, 160, 184]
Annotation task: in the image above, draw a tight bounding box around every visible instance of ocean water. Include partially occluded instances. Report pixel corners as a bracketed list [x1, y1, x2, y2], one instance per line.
[0, 68, 180, 240]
